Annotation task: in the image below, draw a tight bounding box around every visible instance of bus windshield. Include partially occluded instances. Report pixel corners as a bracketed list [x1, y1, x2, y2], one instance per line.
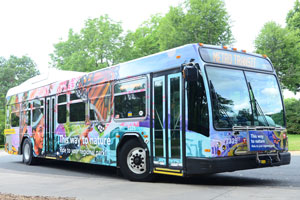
[206, 66, 284, 129]
[246, 71, 284, 127]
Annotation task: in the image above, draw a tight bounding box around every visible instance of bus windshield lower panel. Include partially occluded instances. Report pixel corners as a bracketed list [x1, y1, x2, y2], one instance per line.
[206, 66, 284, 129]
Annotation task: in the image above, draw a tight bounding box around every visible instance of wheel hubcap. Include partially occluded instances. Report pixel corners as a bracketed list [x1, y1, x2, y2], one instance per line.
[127, 147, 146, 174]
[24, 143, 30, 161]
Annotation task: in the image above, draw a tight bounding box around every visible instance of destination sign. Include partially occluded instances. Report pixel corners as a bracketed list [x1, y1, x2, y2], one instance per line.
[200, 48, 273, 71]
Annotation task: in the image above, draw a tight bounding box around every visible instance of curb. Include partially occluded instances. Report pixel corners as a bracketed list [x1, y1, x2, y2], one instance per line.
[290, 151, 300, 156]
[0, 151, 7, 157]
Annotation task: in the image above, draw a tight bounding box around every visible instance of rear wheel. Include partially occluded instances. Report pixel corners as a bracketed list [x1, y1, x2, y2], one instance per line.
[119, 139, 152, 181]
[22, 138, 36, 165]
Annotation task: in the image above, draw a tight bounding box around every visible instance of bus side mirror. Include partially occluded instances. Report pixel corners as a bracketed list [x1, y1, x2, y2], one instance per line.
[183, 66, 198, 82]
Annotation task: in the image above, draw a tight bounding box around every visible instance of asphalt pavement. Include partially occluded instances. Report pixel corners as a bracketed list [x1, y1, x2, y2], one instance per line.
[0, 150, 299, 200]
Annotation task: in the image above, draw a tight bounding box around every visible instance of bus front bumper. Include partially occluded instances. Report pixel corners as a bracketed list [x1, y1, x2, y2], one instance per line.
[186, 152, 291, 176]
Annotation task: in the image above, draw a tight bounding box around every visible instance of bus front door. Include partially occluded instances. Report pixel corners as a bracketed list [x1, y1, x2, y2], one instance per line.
[45, 96, 56, 156]
[152, 72, 184, 171]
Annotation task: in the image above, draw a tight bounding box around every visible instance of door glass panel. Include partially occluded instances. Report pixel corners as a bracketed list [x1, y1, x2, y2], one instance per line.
[45, 97, 55, 154]
[46, 99, 50, 152]
[154, 79, 164, 158]
[169, 76, 181, 159]
[51, 98, 55, 151]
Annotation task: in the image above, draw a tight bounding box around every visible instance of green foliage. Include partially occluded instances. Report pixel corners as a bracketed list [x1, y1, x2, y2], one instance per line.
[255, 21, 300, 92]
[119, 14, 162, 62]
[284, 98, 300, 134]
[51, 0, 233, 69]
[157, 5, 188, 51]
[286, 0, 300, 30]
[0, 56, 39, 145]
[184, 0, 233, 45]
[255, 1, 300, 92]
[158, 0, 233, 51]
[51, 15, 123, 72]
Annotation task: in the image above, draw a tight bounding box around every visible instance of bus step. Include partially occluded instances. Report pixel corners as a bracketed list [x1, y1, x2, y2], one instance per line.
[153, 167, 183, 176]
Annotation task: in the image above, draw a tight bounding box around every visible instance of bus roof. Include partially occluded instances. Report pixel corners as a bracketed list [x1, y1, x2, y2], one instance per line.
[6, 69, 86, 98]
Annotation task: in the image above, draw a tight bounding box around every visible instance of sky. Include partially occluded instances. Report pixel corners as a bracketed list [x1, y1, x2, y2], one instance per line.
[0, 0, 297, 99]
[0, 0, 295, 73]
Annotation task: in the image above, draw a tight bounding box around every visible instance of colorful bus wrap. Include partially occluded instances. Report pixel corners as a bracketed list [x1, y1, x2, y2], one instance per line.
[4, 43, 290, 181]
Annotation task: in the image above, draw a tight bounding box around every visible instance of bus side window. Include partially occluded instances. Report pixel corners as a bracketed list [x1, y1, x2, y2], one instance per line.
[32, 99, 44, 129]
[10, 103, 20, 127]
[187, 74, 209, 136]
[27, 102, 31, 126]
[57, 94, 67, 123]
[21, 101, 31, 127]
[69, 92, 85, 122]
[11, 112, 20, 127]
[114, 78, 146, 119]
[26, 110, 31, 126]
[6, 105, 11, 128]
[88, 83, 112, 122]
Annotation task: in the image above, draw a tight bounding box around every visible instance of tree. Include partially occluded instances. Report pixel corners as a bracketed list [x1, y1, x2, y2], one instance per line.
[119, 15, 162, 62]
[51, 15, 123, 72]
[286, 0, 300, 31]
[121, 0, 233, 59]
[0, 56, 39, 145]
[157, 5, 188, 51]
[51, 0, 233, 70]
[255, 22, 300, 92]
[255, 0, 300, 92]
[158, 0, 233, 50]
[284, 98, 300, 134]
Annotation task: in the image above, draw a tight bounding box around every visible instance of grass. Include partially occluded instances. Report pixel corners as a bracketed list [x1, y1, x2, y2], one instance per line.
[288, 134, 300, 151]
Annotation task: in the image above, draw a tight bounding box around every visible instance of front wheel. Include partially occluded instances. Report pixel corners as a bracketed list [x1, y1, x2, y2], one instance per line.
[22, 138, 36, 165]
[119, 139, 152, 181]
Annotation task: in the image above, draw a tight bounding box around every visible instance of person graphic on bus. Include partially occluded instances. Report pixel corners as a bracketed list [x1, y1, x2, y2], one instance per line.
[32, 108, 44, 156]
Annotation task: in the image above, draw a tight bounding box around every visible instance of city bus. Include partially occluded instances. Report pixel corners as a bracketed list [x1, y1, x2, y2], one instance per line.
[4, 43, 291, 181]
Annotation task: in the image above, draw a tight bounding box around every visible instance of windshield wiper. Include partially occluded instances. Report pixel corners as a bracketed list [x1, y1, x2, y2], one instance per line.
[247, 82, 269, 127]
[209, 80, 234, 127]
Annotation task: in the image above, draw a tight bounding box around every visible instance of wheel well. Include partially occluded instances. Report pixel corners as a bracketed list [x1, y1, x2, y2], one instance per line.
[116, 135, 146, 168]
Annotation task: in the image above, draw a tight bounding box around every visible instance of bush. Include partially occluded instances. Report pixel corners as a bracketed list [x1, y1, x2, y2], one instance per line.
[284, 98, 300, 134]
[0, 133, 3, 146]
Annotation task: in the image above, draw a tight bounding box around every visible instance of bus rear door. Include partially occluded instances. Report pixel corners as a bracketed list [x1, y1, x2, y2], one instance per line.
[45, 96, 56, 156]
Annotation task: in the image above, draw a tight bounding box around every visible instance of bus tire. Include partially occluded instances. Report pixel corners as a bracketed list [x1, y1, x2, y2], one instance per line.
[119, 139, 152, 181]
[22, 138, 36, 165]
